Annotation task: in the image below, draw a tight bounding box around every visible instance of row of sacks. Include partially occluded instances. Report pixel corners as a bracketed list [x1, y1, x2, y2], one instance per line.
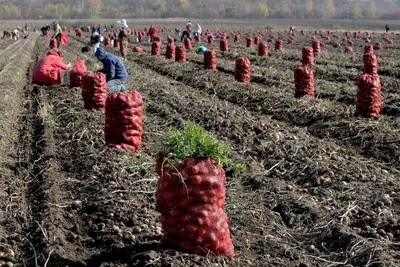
[32, 50, 235, 258]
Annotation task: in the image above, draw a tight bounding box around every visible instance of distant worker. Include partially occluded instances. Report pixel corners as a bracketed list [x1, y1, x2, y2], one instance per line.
[385, 24, 390, 33]
[94, 47, 128, 92]
[196, 45, 207, 54]
[52, 21, 62, 43]
[193, 23, 202, 38]
[2, 30, 9, 39]
[12, 29, 19, 40]
[90, 31, 101, 56]
[181, 21, 192, 41]
[148, 25, 158, 42]
[289, 26, 295, 34]
[118, 28, 129, 60]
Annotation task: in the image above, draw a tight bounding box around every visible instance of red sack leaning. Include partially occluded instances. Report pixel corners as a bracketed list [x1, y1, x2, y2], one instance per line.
[156, 156, 235, 257]
[184, 38, 192, 50]
[81, 72, 108, 110]
[105, 90, 143, 151]
[114, 39, 120, 48]
[220, 38, 228, 52]
[302, 47, 314, 66]
[175, 46, 187, 62]
[152, 41, 161, 56]
[275, 39, 283, 51]
[294, 66, 315, 99]
[235, 57, 251, 84]
[49, 38, 58, 49]
[204, 50, 217, 70]
[258, 42, 268, 56]
[59, 32, 68, 46]
[246, 36, 253, 48]
[104, 37, 111, 46]
[355, 74, 381, 118]
[69, 58, 87, 88]
[166, 43, 176, 59]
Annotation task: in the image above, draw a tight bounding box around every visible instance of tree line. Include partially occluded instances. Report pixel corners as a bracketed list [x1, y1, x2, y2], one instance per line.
[0, 0, 399, 20]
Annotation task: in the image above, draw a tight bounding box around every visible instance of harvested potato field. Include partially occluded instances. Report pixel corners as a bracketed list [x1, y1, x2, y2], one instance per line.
[0, 24, 400, 267]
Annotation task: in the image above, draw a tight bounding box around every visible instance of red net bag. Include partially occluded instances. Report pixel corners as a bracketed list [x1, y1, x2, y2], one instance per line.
[254, 36, 260, 45]
[333, 42, 341, 48]
[194, 35, 200, 42]
[373, 43, 383, 51]
[364, 45, 374, 54]
[312, 39, 320, 53]
[302, 47, 314, 66]
[75, 28, 82, 37]
[355, 74, 381, 118]
[175, 46, 187, 62]
[154, 36, 161, 43]
[166, 43, 176, 59]
[156, 156, 234, 257]
[275, 39, 283, 51]
[234, 34, 240, 43]
[235, 57, 251, 84]
[207, 36, 214, 44]
[388, 40, 394, 44]
[104, 38, 110, 46]
[184, 38, 192, 50]
[204, 50, 217, 70]
[133, 46, 143, 52]
[258, 42, 268, 56]
[294, 66, 315, 99]
[220, 38, 229, 52]
[114, 39, 120, 48]
[246, 37, 253, 48]
[49, 38, 58, 49]
[81, 72, 107, 110]
[363, 53, 378, 75]
[105, 90, 143, 151]
[354, 32, 358, 39]
[345, 46, 354, 53]
[69, 58, 87, 88]
[168, 37, 174, 44]
[152, 41, 161, 56]
[365, 38, 371, 43]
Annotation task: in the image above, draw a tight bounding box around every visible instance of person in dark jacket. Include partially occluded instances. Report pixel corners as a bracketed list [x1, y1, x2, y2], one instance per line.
[94, 47, 128, 92]
[385, 24, 390, 33]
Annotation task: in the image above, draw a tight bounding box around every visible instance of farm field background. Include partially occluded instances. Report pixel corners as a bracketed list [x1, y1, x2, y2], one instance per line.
[0, 18, 400, 266]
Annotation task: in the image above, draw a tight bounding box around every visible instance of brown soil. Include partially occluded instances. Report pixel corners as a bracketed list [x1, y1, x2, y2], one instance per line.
[0, 27, 400, 267]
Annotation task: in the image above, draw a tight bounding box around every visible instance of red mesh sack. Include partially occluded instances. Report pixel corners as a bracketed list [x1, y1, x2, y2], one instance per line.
[388, 40, 394, 44]
[104, 38, 110, 46]
[156, 156, 234, 257]
[207, 36, 214, 44]
[354, 32, 358, 39]
[133, 46, 143, 52]
[363, 53, 378, 75]
[294, 66, 315, 99]
[373, 43, 383, 50]
[275, 39, 283, 51]
[75, 28, 82, 37]
[246, 37, 253, 48]
[152, 41, 161, 56]
[166, 43, 176, 59]
[312, 39, 321, 53]
[302, 47, 314, 66]
[184, 38, 192, 50]
[194, 35, 200, 42]
[220, 38, 229, 52]
[355, 74, 381, 118]
[235, 57, 251, 84]
[105, 90, 143, 151]
[154, 36, 161, 43]
[204, 50, 217, 70]
[114, 39, 120, 48]
[81, 72, 107, 110]
[365, 38, 371, 43]
[168, 37, 174, 44]
[345, 46, 354, 53]
[258, 42, 268, 56]
[49, 38, 58, 49]
[254, 36, 260, 45]
[364, 45, 374, 54]
[234, 35, 240, 43]
[333, 42, 341, 48]
[175, 46, 187, 62]
[69, 58, 87, 88]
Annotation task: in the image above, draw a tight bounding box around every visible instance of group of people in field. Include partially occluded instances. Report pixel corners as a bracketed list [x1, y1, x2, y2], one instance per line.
[2, 23, 29, 40]
[33, 20, 128, 93]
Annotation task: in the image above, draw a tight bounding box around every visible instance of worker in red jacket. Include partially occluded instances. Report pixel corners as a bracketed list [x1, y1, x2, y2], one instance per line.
[148, 25, 158, 42]
[32, 50, 71, 85]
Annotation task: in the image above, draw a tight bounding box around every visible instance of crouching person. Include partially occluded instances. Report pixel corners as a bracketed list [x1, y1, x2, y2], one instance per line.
[32, 50, 71, 85]
[94, 47, 127, 92]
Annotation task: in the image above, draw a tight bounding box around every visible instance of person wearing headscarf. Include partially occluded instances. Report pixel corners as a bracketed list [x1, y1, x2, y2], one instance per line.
[118, 28, 129, 60]
[90, 31, 102, 56]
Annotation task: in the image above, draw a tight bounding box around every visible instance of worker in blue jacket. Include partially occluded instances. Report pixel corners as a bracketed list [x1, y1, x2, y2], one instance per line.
[94, 47, 128, 92]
